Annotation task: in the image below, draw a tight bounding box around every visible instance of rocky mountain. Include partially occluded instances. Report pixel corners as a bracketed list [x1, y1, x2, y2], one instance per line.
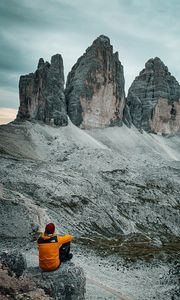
[65, 35, 130, 128]
[16, 54, 68, 126]
[1, 35, 180, 299]
[0, 120, 180, 250]
[127, 57, 180, 134]
[15, 38, 180, 135]
[0, 120, 179, 299]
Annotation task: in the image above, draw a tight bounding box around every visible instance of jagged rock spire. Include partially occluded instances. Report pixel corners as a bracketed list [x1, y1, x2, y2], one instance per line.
[127, 57, 180, 134]
[16, 54, 68, 126]
[65, 35, 128, 128]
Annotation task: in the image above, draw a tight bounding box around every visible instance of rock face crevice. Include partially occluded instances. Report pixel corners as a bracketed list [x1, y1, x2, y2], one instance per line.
[65, 35, 126, 128]
[17, 54, 68, 126]
[127, 57, 180, 133]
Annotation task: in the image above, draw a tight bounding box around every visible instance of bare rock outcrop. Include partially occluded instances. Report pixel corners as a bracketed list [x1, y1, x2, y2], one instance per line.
[16, 54, 68, 126]
[65, 35, 128, 128]
[28, 263, 86, 300]
[1, 250, 27, 278]
[127, 57, 180, 134]
[0, 250, 86, 300]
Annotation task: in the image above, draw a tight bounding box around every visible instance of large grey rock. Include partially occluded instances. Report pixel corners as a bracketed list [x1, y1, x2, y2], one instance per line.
[0, 250, 86, 300]
[16, 54, 68, 126]
[1, 250, 27, 277]
[65, 35, 127, 128]
[127, 57, 180, 133]
[27, 263, 86, 300]
[0, 186, 41, 241]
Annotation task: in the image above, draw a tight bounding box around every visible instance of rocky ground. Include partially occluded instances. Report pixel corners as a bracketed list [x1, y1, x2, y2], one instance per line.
[0, 120, 180, 299]
[0, 249, 85, 300]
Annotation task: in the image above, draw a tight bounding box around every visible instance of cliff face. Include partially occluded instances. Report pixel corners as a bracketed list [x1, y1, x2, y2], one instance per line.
[65, 35, 128, 128]
[16, 54, 68, 126]
[15, 43, 180, 134]
[127, 57, 180, 134]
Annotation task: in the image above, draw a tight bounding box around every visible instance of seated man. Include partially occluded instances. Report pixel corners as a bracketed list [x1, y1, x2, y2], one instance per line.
[37, 223, 73, 271]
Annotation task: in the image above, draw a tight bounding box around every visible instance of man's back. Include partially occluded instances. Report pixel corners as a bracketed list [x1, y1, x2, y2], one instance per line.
[38, 230, 73, 271]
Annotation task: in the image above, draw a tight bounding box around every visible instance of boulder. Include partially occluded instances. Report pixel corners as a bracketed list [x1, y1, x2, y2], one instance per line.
[16, 54, 68, 126]
[1, 250, 27, 277]
[127, 57, 180, 133]
[27, 263, 86, 300]
[0, 250, 86, 300]
[65, 35, 128, 128]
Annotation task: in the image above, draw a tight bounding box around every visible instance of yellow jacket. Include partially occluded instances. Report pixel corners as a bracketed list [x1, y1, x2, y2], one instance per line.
[37, 232, 73, 271]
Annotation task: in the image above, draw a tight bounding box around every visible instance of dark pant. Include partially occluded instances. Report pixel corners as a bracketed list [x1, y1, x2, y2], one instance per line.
[59, 242, 70, 262]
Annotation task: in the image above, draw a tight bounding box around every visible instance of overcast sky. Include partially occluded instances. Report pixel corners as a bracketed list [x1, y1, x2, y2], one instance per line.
[0, 0, 180, 123]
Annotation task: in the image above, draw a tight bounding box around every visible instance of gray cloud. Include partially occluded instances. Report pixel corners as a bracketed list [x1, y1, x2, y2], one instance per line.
[0, 33, 31, 72]
[0, 71, 18, 90]
[0, 0, 180, 110]
[0, 0, 73, 29]
[0, 89, 18, 108]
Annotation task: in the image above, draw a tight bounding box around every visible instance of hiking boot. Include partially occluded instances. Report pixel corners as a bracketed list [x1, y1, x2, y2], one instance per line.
[66, 253, 73, 260]
[61, 255, 66, 262]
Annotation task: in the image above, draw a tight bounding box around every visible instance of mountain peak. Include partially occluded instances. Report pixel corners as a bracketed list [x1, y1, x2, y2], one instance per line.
[127, 57, 180, 133]
[144, 57, 166, 72]
[65, 35, 126, 128]
[17, 54, 67, 126]
[95, 34, 110, 43]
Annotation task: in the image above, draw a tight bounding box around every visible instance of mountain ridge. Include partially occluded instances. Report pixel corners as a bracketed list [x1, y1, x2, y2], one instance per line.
[14, 35, 180, 134]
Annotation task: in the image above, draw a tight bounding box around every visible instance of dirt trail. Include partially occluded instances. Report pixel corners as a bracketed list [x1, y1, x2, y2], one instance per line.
[87, 277, 131, 300]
